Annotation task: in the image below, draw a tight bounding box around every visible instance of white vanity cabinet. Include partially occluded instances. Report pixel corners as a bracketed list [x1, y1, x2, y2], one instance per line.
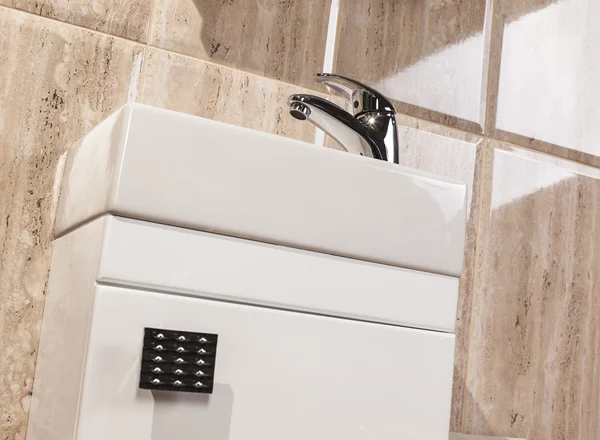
[27, 104, 468, 440]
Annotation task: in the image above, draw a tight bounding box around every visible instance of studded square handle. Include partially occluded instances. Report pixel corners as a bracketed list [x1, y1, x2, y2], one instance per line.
[139, 327, 218, 394]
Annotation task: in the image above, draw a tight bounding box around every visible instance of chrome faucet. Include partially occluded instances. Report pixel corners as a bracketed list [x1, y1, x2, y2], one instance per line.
[288, 73, 398, 163]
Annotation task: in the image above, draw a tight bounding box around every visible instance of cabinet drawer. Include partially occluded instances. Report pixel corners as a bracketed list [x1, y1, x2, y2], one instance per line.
[98, 217, 459, 332]
[75, 285, 455, 440]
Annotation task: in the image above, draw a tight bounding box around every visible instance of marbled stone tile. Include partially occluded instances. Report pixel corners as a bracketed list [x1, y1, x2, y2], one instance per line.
[463, 141, 600, 440]
[0, 0, 152, 42]
[150, 0, 331, 90]
[487, 0, 600, 165]
[393, 114, 482, 432]
[450, 434, 526, 440]
[141, 49, 318, 143]
[0, 7, 143, 438]
[335, 0, 490, 132]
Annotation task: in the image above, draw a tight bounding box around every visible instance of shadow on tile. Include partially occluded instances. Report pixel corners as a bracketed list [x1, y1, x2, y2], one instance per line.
[179, 0, 330, 89]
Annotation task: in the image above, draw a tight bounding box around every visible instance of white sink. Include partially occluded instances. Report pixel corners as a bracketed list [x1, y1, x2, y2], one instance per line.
[28, 104, 469, 440]
[56, 103, 467, 277]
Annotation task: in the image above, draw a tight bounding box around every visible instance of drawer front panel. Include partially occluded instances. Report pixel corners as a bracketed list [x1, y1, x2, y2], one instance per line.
[76, 285, 455, 440]
[99, 216, 460, 332]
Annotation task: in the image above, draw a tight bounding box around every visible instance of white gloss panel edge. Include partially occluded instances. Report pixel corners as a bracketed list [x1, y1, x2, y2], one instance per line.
[99, 216, 459, 332]
[26, 218, 109, 440]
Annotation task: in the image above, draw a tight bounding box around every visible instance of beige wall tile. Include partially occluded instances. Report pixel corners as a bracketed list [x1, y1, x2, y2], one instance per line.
[463, 141, 600, 439]
[150, 0, 331, 90]
[335, 0, 490, 132]
[141, 49, 318, 143]
[393, 115, 483, 432]
[0, 7, 143, 438]
[487, 0, 600, 165]
[0, 0, 152, 41]
[451, 434, 526, 440]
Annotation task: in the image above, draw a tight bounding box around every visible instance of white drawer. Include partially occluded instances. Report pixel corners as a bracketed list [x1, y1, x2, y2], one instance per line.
[77, 285, 454, 440]
[98, 217, 459, 333]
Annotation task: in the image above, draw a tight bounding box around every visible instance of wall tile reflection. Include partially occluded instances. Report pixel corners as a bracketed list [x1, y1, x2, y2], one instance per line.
[488, 0, 600, 164]
[0, 6, 143, 438]
[150, 0, 331, 90]
[393, 115, 482, 432]
[463, 141, 600, 439]
[141, 49, 318, 143]
[335, 0, 490, 132]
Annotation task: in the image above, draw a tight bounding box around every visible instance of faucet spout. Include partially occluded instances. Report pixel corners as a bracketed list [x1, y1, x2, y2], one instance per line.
[288, 94, 385, 160]
[288, 74, 398, 163]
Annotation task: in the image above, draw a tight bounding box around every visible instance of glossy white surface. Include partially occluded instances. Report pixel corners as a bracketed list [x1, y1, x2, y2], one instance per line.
[55, 103, 467, 277]
[28, 216, 458, 440]
[496, 0, 600, 154]
[76, 284, 455, 440]
[27, 218, 108, 440]
[99, 217, 459, 332]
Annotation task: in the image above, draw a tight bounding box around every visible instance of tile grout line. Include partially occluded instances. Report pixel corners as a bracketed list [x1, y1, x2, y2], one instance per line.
[0, 4, 141, 45]
[143, 43, 334, 97]
[137, 46, 149, 103]
[459, 140, 490, 432]
[486, 137, 600, 176]
[459, 5, 498, 422]
[322, 0, 339, 73]
[2, 4, 600, 172]
[331, 0, 343, 74]
[480, 0, 496, 134]
[315, 0, 341, 146]
[404, 115, 484, 139]
[137, 0, 159, 102]
[146, 0, 159, 45]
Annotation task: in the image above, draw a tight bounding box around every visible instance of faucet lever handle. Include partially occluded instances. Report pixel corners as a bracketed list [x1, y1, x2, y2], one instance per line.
[314, 73, 396, 115]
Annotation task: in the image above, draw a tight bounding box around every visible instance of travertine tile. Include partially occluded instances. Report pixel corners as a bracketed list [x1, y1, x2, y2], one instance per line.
[141, 49, 318, 143]
[393, 114, 483, 432]
[463, 141, 600, 439]
[450, 434, 526, 440]
[0, 7, 143, 438]
[487, 0, 600, 165]
[0, 0, 152, 41]
[150, 0, 331, 90]
[335, 0, 490, 132]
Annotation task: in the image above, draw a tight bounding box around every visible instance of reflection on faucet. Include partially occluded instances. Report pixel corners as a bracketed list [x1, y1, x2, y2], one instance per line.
[288, 73, 399, 163]
[289, 95, 386, 159]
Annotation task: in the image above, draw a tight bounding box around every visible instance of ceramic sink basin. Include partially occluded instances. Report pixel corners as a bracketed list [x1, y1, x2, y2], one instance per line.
[56, 104, 467, 277]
